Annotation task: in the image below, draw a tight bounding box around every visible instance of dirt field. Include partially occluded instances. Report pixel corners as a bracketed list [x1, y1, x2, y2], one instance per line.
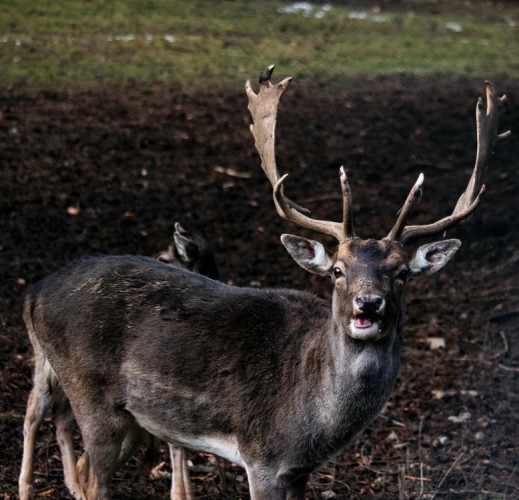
[1, 73, 517, 498]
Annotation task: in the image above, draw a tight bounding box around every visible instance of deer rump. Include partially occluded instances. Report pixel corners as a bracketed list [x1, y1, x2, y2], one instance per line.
[25, 254, 396, 476]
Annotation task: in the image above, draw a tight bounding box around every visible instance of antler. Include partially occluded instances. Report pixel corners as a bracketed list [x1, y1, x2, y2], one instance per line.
[246, 65, 354, 243]
[388, 81, 510, 244]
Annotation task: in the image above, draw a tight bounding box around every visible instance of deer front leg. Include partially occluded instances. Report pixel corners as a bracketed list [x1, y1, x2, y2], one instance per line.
[169, 444, 194, 500]
[76, 450, 113, 500]
[286, 474, 309, 500]
[75, 408, 144, 499]
[245, 464, 288, 500]
[246, 462, 310, 500]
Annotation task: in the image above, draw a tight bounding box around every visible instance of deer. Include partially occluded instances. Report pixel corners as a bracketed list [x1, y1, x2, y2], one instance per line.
[19, 65, 509, 499]
[19, 222, 219, 500]
[154, 222, 220, 281]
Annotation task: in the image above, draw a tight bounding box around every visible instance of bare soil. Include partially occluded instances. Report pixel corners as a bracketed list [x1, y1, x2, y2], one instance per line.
[0, 74, 517, 498]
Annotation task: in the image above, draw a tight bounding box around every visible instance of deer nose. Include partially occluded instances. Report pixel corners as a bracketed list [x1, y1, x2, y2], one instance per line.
[355, 295, 385, 315]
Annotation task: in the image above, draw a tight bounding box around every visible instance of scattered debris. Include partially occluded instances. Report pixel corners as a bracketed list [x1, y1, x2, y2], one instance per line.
[448, 412, 471, 424]
[426, 337, 446, 349]
[214, 166, 252, 179]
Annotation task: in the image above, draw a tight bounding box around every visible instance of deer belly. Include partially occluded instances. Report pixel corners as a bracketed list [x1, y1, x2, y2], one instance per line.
[130, 407, 245, 465]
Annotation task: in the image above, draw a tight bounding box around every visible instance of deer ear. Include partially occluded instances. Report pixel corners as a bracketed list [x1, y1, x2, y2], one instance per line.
[173, 222, 198, 264]
[409, 239, 461, 278]
[281, 234, 334, 276]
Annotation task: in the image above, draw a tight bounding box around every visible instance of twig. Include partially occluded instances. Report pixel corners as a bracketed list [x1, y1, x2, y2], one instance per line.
[404, 475, 431, 482]
[498, 363, 519, 373]
[504, 463, 518, 498]
[478, 357, 519, 373]
[490, 331, 509, 359]
[446, 489, 517, 496]
[418, 417, 425, 498]
[489, 311, 519, 323]
[430, 450, 465, 500]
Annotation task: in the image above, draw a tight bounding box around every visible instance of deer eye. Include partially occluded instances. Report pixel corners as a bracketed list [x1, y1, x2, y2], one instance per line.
[333, 267, 344, 279]
[395, 269, 409, 283]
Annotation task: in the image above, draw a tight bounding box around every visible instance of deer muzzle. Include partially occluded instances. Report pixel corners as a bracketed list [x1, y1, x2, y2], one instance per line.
[349, 294, 386, 340]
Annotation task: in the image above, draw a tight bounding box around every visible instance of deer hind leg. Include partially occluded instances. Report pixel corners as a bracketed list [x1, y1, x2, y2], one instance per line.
[19, 349, 57, 500]
[169, 444, 194, 500]
[19, 387, 45, 500]
[52, 393, 82, 499]
[19, 340, 82, 500]
[75, 409, 144, 499]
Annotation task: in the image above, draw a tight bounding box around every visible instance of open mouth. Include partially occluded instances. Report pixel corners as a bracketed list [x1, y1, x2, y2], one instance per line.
[349, 313, 382, 339]
[354, 314, 375, 329]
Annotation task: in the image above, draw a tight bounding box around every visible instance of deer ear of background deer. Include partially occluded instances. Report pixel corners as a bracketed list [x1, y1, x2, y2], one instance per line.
[281, 234, 334, 276]
[173, 222, 199, 263]
[409, 239, 461, 278]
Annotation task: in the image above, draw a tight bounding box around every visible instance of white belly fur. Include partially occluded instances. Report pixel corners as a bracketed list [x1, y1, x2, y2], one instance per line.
[132, 411, 245, 466]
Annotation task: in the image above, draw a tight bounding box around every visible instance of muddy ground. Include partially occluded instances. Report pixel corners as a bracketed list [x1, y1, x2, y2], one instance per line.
[0, 73, 517, 498]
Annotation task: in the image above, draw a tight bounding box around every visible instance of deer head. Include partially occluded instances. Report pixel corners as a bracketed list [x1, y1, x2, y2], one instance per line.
[154, 222, 220, 280]
[246, 66, 509, 341]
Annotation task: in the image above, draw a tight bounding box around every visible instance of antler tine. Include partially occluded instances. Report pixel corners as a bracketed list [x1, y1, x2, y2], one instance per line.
[396, 81, 510, 245]
[450, 82, 510, 218]
[387, 173, 424, 241]
[340, 167, 355, 238]
[246, 66, 349, 242]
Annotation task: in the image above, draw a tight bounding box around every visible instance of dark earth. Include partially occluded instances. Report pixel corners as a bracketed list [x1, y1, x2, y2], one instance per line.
[0, 72, 517, 498]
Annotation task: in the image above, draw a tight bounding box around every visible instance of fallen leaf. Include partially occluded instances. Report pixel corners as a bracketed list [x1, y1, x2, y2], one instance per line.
[67, 206, 80, 215]
[448, 412, 471, 423]
[214, 165, 252, 178]
[426, 337, 446, 349]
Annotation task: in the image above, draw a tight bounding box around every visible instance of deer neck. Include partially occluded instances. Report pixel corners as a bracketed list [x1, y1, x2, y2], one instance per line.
[300, 311, 404, 442]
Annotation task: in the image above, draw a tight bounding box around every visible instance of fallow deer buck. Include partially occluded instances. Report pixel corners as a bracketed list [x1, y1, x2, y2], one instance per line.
[19, 222, 219, 500]
[20, 66, 509, 499]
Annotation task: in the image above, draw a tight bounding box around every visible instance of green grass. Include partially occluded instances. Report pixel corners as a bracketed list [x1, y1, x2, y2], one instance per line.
[1, 0, 517, 90]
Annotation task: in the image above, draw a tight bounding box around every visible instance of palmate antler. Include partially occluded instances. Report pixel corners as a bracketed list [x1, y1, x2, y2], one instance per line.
[246, 66, 510, 245]
[246, 65, 354, 243]
[389, 82, 511, 244]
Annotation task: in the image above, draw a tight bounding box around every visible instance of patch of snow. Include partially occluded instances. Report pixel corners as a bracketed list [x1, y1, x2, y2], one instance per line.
[349, 11, 368, 21]
[445, 22, 463, 33]
[278, 2, 332, 19]
[348, 10, 391, 23]
[107, 34, 136, 42]
[279, 2, 314, 15]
